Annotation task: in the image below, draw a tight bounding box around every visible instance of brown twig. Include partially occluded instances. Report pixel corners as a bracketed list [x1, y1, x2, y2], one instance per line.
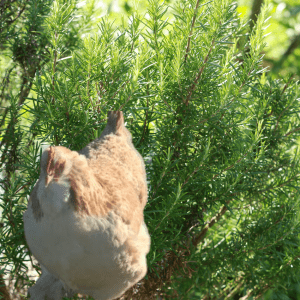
[184, 0, 201, 63]
[185, 40, 215, 106]
[193, 202, 229, 247]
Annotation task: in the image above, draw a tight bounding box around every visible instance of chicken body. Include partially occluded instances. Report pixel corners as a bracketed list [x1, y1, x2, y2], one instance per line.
[23, 111, 150, 300]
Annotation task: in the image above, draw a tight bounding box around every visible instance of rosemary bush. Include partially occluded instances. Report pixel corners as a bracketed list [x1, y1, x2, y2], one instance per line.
[1, 0, 300, 299]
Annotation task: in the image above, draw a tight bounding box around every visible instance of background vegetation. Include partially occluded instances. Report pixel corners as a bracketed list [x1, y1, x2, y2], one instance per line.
[1, 0, 300, 299]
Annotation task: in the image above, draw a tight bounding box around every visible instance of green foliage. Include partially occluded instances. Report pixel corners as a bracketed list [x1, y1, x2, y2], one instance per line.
[1, 0, 300, 299]
[238, 0, 300, 79]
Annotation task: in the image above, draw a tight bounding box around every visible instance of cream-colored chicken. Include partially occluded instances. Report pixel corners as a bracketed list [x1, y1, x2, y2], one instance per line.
[23, 111, 150, 300]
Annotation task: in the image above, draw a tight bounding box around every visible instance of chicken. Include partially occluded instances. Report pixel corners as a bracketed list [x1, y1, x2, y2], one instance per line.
[23, 111, 150, 300]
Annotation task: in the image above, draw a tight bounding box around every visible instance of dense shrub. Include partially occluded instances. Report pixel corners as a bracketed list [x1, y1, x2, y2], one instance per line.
[1, 0, 300, 299]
